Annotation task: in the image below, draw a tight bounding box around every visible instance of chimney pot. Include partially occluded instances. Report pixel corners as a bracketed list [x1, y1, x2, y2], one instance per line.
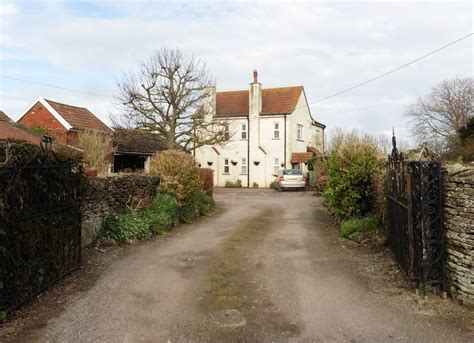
[253, 70, 258, 83]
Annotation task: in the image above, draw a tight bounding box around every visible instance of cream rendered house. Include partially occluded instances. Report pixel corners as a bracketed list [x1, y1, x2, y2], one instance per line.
[195, 71, 325, 188]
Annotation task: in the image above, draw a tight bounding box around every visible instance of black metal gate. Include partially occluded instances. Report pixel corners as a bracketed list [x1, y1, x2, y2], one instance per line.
[0, 137, 83, 314]
[387, 134, 446, 293]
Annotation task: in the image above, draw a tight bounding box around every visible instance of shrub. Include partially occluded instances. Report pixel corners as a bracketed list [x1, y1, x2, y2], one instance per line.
[340, 214, 380, 238]
[198, 168, 214, 196]
[26, 126, 47, 136]
[75, 130, 115, 175]
[150, 150, 201, 205]
[100, 210, 151, 244]
[225, 179, 242, 188]
[148, 192, 180, 230]
[143, 210, 173, 235]
[193, 190, 215, 216]
[324, 137, 382, 219]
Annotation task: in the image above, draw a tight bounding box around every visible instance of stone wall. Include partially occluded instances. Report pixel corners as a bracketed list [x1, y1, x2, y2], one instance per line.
[81, 175, 159, 247]
[443, 164, 473, 305]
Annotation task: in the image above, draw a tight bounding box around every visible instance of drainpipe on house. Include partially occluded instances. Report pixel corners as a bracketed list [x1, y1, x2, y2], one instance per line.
[284, 114, 287, 168]
[247, 116, 250, 188]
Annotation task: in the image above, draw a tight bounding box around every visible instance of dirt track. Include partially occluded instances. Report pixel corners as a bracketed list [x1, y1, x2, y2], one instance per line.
[2, 189, 473, 342]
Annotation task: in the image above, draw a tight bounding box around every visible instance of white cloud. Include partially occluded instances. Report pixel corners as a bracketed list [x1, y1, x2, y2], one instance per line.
[0, 1, 472, 145]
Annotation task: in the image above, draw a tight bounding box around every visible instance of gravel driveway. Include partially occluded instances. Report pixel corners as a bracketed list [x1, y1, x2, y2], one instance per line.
[3, 189, 473, 342]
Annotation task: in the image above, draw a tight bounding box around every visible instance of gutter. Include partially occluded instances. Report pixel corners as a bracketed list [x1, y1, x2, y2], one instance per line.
[247, 116, 250, 188]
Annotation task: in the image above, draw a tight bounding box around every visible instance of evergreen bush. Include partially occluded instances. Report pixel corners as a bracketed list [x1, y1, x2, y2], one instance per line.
[324, 140, 382, 219]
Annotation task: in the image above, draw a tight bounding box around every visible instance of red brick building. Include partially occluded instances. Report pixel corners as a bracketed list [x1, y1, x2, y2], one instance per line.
[16, 97, 113, 144]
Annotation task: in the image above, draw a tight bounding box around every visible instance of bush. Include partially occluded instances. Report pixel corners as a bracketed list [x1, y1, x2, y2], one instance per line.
[193, 190, 215, 216]
[225, 179, 242, 188]
[324, 138, 382, 219]
[100, 210, 152, 244]
[150, 150, 201, 205]
[148, 192, 180, 231]
[75, 130, 115, 175]
[340, 214, 380, 238]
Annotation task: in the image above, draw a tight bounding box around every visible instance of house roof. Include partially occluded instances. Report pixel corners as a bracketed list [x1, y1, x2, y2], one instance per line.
[16, 97, 113, 133]
[45, 99, 113, 133]
[290, 152, 314, 164]
[215, 86, 304, 118]
[0, 110, 11, 122]
[0, 121, 41, 145]
[112, 128, 167, 154]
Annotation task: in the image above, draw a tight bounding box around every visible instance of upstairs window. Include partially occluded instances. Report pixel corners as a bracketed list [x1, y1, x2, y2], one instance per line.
[224, 158, 230, 174]
[297, 124, 303, 141]
[241, 123, 247, 140]
[241, 158, 247, 174]
[224, 124, 230, 140]
[273, 122, 280, 139]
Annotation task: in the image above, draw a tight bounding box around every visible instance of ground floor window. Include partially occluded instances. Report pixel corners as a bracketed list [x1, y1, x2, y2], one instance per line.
[273, 157, 280, 174]
[241, 158, 247, 174]
[224, 158, 230, 174]
[291, 163, 301, 170]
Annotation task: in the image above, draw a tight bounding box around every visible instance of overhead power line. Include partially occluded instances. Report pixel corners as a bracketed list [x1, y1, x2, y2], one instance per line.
[0, 75, 113, 98]
[308, 32, 473, 105]
[1, 33, 472, 105]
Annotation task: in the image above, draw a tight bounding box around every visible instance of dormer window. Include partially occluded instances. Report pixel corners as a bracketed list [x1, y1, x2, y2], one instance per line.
[241, 123, 247, 140]
[273, 122, 280, 139]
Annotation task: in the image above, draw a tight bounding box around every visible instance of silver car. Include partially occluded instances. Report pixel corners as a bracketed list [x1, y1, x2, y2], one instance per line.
[273, 169, 307, 191]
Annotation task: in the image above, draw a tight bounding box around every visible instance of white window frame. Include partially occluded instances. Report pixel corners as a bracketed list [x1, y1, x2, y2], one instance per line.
[241, 123, 247, 140]
[273, 157, 280, 175]
[241, 158, 247, 174]
[224, 124, 230, 140]
[297, 124, 304, 141]
[273, 122, 280, 139]
[224, 158, 230, 174]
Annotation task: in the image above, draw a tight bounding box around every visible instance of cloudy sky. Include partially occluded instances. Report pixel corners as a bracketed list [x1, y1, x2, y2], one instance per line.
[0, 0, 472, 144]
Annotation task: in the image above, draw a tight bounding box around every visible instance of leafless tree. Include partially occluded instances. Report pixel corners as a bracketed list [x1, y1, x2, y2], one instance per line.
[114, 48, 228, 151]
[406, 76, 473, 151]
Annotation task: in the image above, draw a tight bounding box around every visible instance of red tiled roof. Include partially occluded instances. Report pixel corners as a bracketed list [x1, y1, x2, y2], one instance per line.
[215, 86, 303, 118]
[0, 110, 11, 122]
[290, 152, 314, 163]
[0, 121, 41, 145]
[44, 99, 113, 133]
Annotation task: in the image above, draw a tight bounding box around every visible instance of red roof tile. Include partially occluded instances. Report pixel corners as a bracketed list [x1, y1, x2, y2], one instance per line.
[0, 121, 41, 145]
[215, 86, 303, 118]
[290, 152, 314, 163]
[44, 99, 113, 133]
[0, 110, 11, 122]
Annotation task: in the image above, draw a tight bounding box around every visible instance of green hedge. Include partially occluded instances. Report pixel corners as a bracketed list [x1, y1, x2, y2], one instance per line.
[324, 142, 382, 219]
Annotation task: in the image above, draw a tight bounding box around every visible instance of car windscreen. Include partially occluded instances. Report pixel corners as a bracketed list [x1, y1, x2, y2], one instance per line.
[283, 169, 303, 175]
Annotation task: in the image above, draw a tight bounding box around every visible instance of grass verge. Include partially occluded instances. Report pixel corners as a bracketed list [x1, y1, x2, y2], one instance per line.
[340, 214, 380, 238]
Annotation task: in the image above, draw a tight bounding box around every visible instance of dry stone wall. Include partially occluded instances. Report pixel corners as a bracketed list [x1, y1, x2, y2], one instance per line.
[81, 175, 159, 247]
[443, 164, 473, 305]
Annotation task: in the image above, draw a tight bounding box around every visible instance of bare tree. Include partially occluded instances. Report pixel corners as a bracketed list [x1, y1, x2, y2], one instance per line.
[115, 48, 228, 151]
[406, 76, 473, 151]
